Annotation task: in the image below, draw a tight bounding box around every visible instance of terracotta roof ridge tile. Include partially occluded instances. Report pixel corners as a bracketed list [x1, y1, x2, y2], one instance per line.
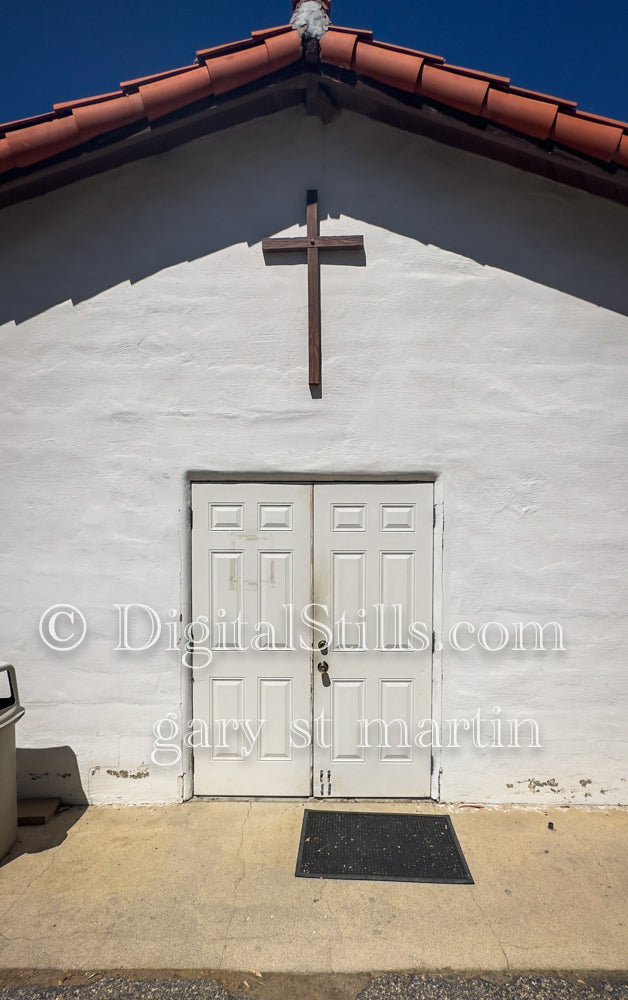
[551, 110, 623, 162]
[325, 25, 373, 39]
[572, 107, 628, 129]
[0, 110, 58, 134]
[121, 64, 197, 91]
[417, 62, 491, 117]
[507, 84, 577, 109]
[250, 25, 293, 39]
[4, 115, 82, 168]
[196, 35, 264, 61]
[53, 91, 125, 112]
[1, 22, 628, 184]
[441, 63, 510, 85]
[484, 88, 559, 141]
[361, 36, 445, 63]
[138, 66, 212, 121]
[340, 30, 628, 165]
[72, 91, 145, 141]
[615, 134, 628, 168]
[354, 40, 425, 93]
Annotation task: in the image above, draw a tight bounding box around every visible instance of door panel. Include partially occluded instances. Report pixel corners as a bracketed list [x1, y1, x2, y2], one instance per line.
[192, 483, 312, 795]
[312, 484, 433, 798]
[191, 482, 433, 798]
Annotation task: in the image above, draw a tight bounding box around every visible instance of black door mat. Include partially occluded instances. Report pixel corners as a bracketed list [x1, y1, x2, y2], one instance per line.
[295, 810, 473, 884]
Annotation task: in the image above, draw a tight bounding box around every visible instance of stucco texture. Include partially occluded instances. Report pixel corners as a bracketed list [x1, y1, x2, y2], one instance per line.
[0, 106, 626, 805]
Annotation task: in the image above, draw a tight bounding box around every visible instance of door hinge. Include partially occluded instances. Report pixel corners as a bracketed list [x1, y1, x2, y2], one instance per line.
[188, 506, 193, 530]
[319, 769, 332, 797]
[433, 505, 437, 528]
[432, 630, 436, 652]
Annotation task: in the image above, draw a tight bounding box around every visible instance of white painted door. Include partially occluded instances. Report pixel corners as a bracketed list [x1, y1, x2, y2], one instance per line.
[191, 482, 433, 797]
[312, 484, 433, 798]
[191, 484, 312, 795]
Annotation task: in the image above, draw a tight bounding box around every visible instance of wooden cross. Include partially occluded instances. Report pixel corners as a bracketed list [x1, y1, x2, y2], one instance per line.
[262, 190, 364, 388]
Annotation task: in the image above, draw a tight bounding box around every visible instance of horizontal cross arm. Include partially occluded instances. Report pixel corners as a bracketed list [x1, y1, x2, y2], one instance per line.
[262, 235, 364, 253]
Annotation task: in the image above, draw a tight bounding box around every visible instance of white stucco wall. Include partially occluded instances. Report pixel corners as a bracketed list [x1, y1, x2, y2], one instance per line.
[0, 106, 626, 805]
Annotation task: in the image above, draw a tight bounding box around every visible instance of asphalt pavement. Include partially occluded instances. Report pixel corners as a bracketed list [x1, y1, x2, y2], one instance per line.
[0, 975, 626, 1000]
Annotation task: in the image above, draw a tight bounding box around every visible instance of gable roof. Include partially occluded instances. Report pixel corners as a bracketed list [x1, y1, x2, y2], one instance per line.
[2, 22, 628, 208]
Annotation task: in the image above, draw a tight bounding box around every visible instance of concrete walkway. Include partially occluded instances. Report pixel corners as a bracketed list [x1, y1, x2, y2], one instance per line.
[0, 801, 625, 976]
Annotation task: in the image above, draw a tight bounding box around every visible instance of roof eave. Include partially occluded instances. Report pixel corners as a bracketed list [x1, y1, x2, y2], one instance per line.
[1, 64, 627, 211]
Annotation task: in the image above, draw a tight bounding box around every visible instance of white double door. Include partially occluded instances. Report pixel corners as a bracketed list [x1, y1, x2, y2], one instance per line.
[191, 482, 433, 797]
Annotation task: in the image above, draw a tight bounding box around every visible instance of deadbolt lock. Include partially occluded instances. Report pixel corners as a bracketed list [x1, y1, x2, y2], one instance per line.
[317, 661, 329, 674]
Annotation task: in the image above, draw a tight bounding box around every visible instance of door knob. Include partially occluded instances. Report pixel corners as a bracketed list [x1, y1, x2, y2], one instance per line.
[318, 639, 329, 656]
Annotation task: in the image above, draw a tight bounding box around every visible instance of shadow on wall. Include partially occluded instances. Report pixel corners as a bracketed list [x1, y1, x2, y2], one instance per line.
[0, 109, 627, 325]
[17, 745, 88, 806]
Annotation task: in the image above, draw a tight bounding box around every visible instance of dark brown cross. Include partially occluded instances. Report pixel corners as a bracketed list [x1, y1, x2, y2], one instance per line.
[262, 190, 364, 388]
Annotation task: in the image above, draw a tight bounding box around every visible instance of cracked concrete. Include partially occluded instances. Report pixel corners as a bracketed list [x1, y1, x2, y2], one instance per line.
[220, 803, 252, 970]
[0, 802, 625, 975]
[469, 891, 511, 973]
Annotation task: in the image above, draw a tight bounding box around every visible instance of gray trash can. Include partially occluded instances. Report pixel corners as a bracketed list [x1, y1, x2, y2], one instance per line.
[0, 664, 25, 860]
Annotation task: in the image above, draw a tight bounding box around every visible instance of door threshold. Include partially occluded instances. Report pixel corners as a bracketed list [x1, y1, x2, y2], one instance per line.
[190, 796, 438, 804]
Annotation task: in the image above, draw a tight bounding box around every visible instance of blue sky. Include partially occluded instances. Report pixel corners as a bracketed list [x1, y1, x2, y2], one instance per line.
[2, 1, 626, 125]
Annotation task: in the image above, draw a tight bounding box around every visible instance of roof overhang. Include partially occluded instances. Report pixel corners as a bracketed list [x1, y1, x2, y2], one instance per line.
[1, 30, 627, 209]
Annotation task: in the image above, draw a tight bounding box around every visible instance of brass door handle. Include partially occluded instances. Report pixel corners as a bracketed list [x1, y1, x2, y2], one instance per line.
[317, 661, 329, 674]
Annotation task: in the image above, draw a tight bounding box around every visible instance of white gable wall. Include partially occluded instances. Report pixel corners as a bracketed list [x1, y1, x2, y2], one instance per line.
[1, 107, 626, 805]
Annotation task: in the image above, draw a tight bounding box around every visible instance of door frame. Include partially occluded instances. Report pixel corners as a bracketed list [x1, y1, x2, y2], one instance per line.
[181, 472, 444, 802]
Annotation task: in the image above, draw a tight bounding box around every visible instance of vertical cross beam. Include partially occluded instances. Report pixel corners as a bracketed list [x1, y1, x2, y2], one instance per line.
[262, 191, 364, 389]
[306, 190, 321, 387]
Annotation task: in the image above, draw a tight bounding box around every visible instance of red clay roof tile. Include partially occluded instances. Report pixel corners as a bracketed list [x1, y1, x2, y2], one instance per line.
[354, 40, 423, 92]
[139, 66, 213, 121]
[196, 36, 259, 61]
[615, 134, 628, 168]
[442, 63, 509, 85]
[73, 92, 145, 140]
[0, 141, 17, 173]
[121, 65, 194, 91]
[251, 24, 293, 40]
[0, 111, 57, 133]
[485, 89, 558, 140]
[551, 112, 623, 162]
[355, 37, 443, 62]
[53, 91, 124, 112]
[507, 84, 577, 109]
[4, 115, 81, 168]
[208, 42, 271, 95]
[326, 25, 372, 39]
[417, 64, 490, 116]
[264, 30, 302, 72]
[319, 29, 358, 69]
[570, 108, 628, 129]
[1, 22, 627, 183]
